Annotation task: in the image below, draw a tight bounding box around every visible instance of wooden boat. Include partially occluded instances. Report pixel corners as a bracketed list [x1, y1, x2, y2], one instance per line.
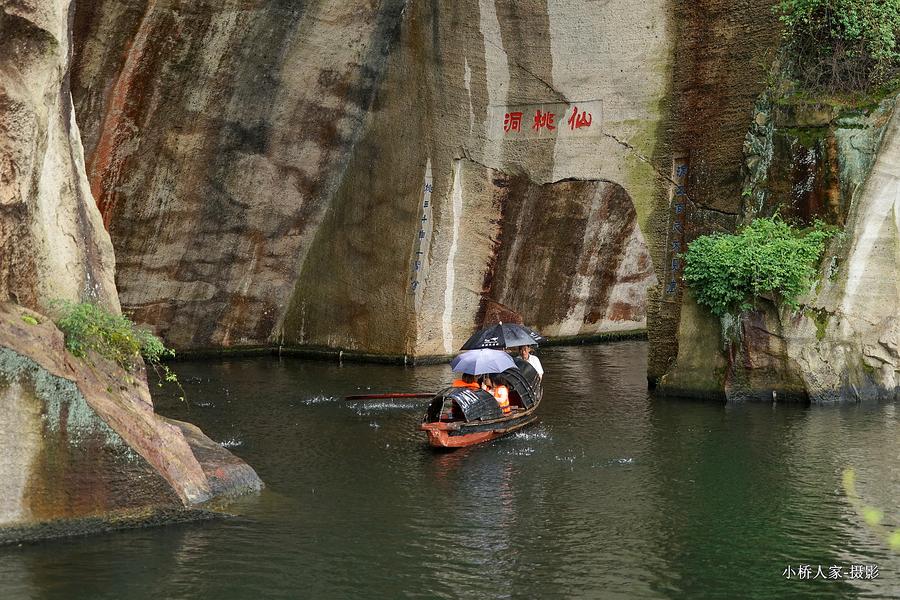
[420, 358, 543, 448]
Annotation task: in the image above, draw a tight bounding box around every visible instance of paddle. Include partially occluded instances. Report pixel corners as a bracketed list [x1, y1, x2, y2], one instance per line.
[344, 392, 435, 400]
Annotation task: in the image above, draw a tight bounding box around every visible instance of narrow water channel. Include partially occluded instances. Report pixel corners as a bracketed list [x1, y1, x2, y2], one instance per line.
[1, 342, 897, 599]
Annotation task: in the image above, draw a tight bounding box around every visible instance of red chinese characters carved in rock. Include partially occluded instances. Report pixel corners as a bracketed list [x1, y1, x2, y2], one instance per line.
[532, 110, 556, 132]
[567, 106, 592, 130]
[503, 111, 523, 132]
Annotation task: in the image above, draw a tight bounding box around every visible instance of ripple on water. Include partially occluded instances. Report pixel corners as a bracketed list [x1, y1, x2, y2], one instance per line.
[509, 425, 551, 441]
[299, 395, 338, 405]
[591, 457, 635, 468]
[218, 437, 243, 448]
[350, 400, 423, 414]
[504, 447, 535, 456]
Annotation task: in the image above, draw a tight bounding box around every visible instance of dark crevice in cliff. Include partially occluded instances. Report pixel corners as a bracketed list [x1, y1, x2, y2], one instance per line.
[602, 131, 683, 189]
[459, 153, 614, 188]
[693, 205, 739, 216]
[549, 175, 613, 185]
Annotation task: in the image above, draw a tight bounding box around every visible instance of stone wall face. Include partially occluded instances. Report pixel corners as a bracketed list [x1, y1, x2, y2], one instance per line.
[646, 0, 783, 381]
[758, 100, 900, 403]
[71, 0, 408, 349]
[815, 103, 900, 401]
[467, 168, 655, 339]
[0, 2, 262, 542]
[71, 0, 674, 355]
[659, 90, 900, 403]
[0, 0, 119, 313]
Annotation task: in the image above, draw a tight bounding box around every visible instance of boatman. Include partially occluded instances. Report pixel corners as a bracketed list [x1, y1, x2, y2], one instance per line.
[519, 346, 544, 379]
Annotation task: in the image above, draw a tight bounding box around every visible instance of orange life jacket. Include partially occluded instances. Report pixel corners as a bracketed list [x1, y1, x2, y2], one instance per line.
[452, 379, 481, 390]
[494, 385, 511, 414]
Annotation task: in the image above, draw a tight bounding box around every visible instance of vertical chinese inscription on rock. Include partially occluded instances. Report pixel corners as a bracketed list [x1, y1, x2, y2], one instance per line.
[410, 159, 434, 307]
[664, 154, 689, 298]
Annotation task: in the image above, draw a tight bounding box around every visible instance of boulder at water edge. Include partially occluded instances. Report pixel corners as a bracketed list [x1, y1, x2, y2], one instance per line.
[0, 303, 262, 544]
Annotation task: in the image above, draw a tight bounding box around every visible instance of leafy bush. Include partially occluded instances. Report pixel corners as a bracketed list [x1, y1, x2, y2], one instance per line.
[776, 0, 900, 92]
[682, 217, 835, 317]
[53, 301, 182, 396]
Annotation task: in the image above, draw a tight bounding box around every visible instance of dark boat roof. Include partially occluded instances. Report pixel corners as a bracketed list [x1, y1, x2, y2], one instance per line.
[437, 387, 504, 422]
[434, 358, 543, 422]
[505, 358, 541, 409]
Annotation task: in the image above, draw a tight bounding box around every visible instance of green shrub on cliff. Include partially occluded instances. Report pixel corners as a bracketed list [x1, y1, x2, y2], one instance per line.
[682, 217, 835, 317]
[776, 0, 900, 92]
[53, 302, 180, 394]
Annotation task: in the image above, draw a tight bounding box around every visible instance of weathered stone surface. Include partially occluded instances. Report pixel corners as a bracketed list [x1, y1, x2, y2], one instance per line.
[741, 92, 895, 227]
[661, 94, 900, 403]
[724, 307, 810, 402]
[72, 0, 409, 350]
[656, 290, 726, 399]
[478, 169, 655, 339]
[645, 0, 782, 380]
[71, 0, 680, 356]
[0, 302, 261, 541]
[0, 0, 263, 545]
[796, 100, 900, 402]
[0, 0, 118, 313]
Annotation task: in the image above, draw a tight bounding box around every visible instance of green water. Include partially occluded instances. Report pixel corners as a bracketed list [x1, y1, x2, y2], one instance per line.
[1, 342, 897, 599]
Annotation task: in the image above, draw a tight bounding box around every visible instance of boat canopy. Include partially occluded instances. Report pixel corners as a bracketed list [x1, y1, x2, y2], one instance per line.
[429, 358, 542, 423]
[422, 353, 545, 446]
[436, 388, 505, 422]
[504, 358, 541, 409]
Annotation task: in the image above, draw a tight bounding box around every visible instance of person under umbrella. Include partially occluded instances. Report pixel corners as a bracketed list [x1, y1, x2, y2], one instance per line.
[481, 373, 511, 414]
[519, 345, 543, 379]
[451, 372, 480, 390]
[449, 348, 517, 375]
[450, 349, 517, 415]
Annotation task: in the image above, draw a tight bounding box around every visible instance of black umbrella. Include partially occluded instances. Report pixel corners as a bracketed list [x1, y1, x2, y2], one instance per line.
[460, 323, 545, 350]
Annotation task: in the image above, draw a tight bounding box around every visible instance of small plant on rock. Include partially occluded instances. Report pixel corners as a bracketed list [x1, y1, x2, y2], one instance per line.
[682, 217, 836, 318]
[53, 301, 183, 399]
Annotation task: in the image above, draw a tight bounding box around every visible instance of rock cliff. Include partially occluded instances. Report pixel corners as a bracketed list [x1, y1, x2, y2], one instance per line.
[71, 0, 700, 355]
[0, 0, 261, 543]
[0, 0, 118, 312]
[43, 0, 900, 401]
[659, 89, 900, 403]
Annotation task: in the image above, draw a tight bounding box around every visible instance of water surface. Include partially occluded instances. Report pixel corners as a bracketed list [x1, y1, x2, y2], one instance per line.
[1, 342, 898, 599]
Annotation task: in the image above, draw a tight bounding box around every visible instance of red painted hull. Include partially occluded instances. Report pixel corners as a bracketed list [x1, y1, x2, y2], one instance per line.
[420, 414, 538, 449]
